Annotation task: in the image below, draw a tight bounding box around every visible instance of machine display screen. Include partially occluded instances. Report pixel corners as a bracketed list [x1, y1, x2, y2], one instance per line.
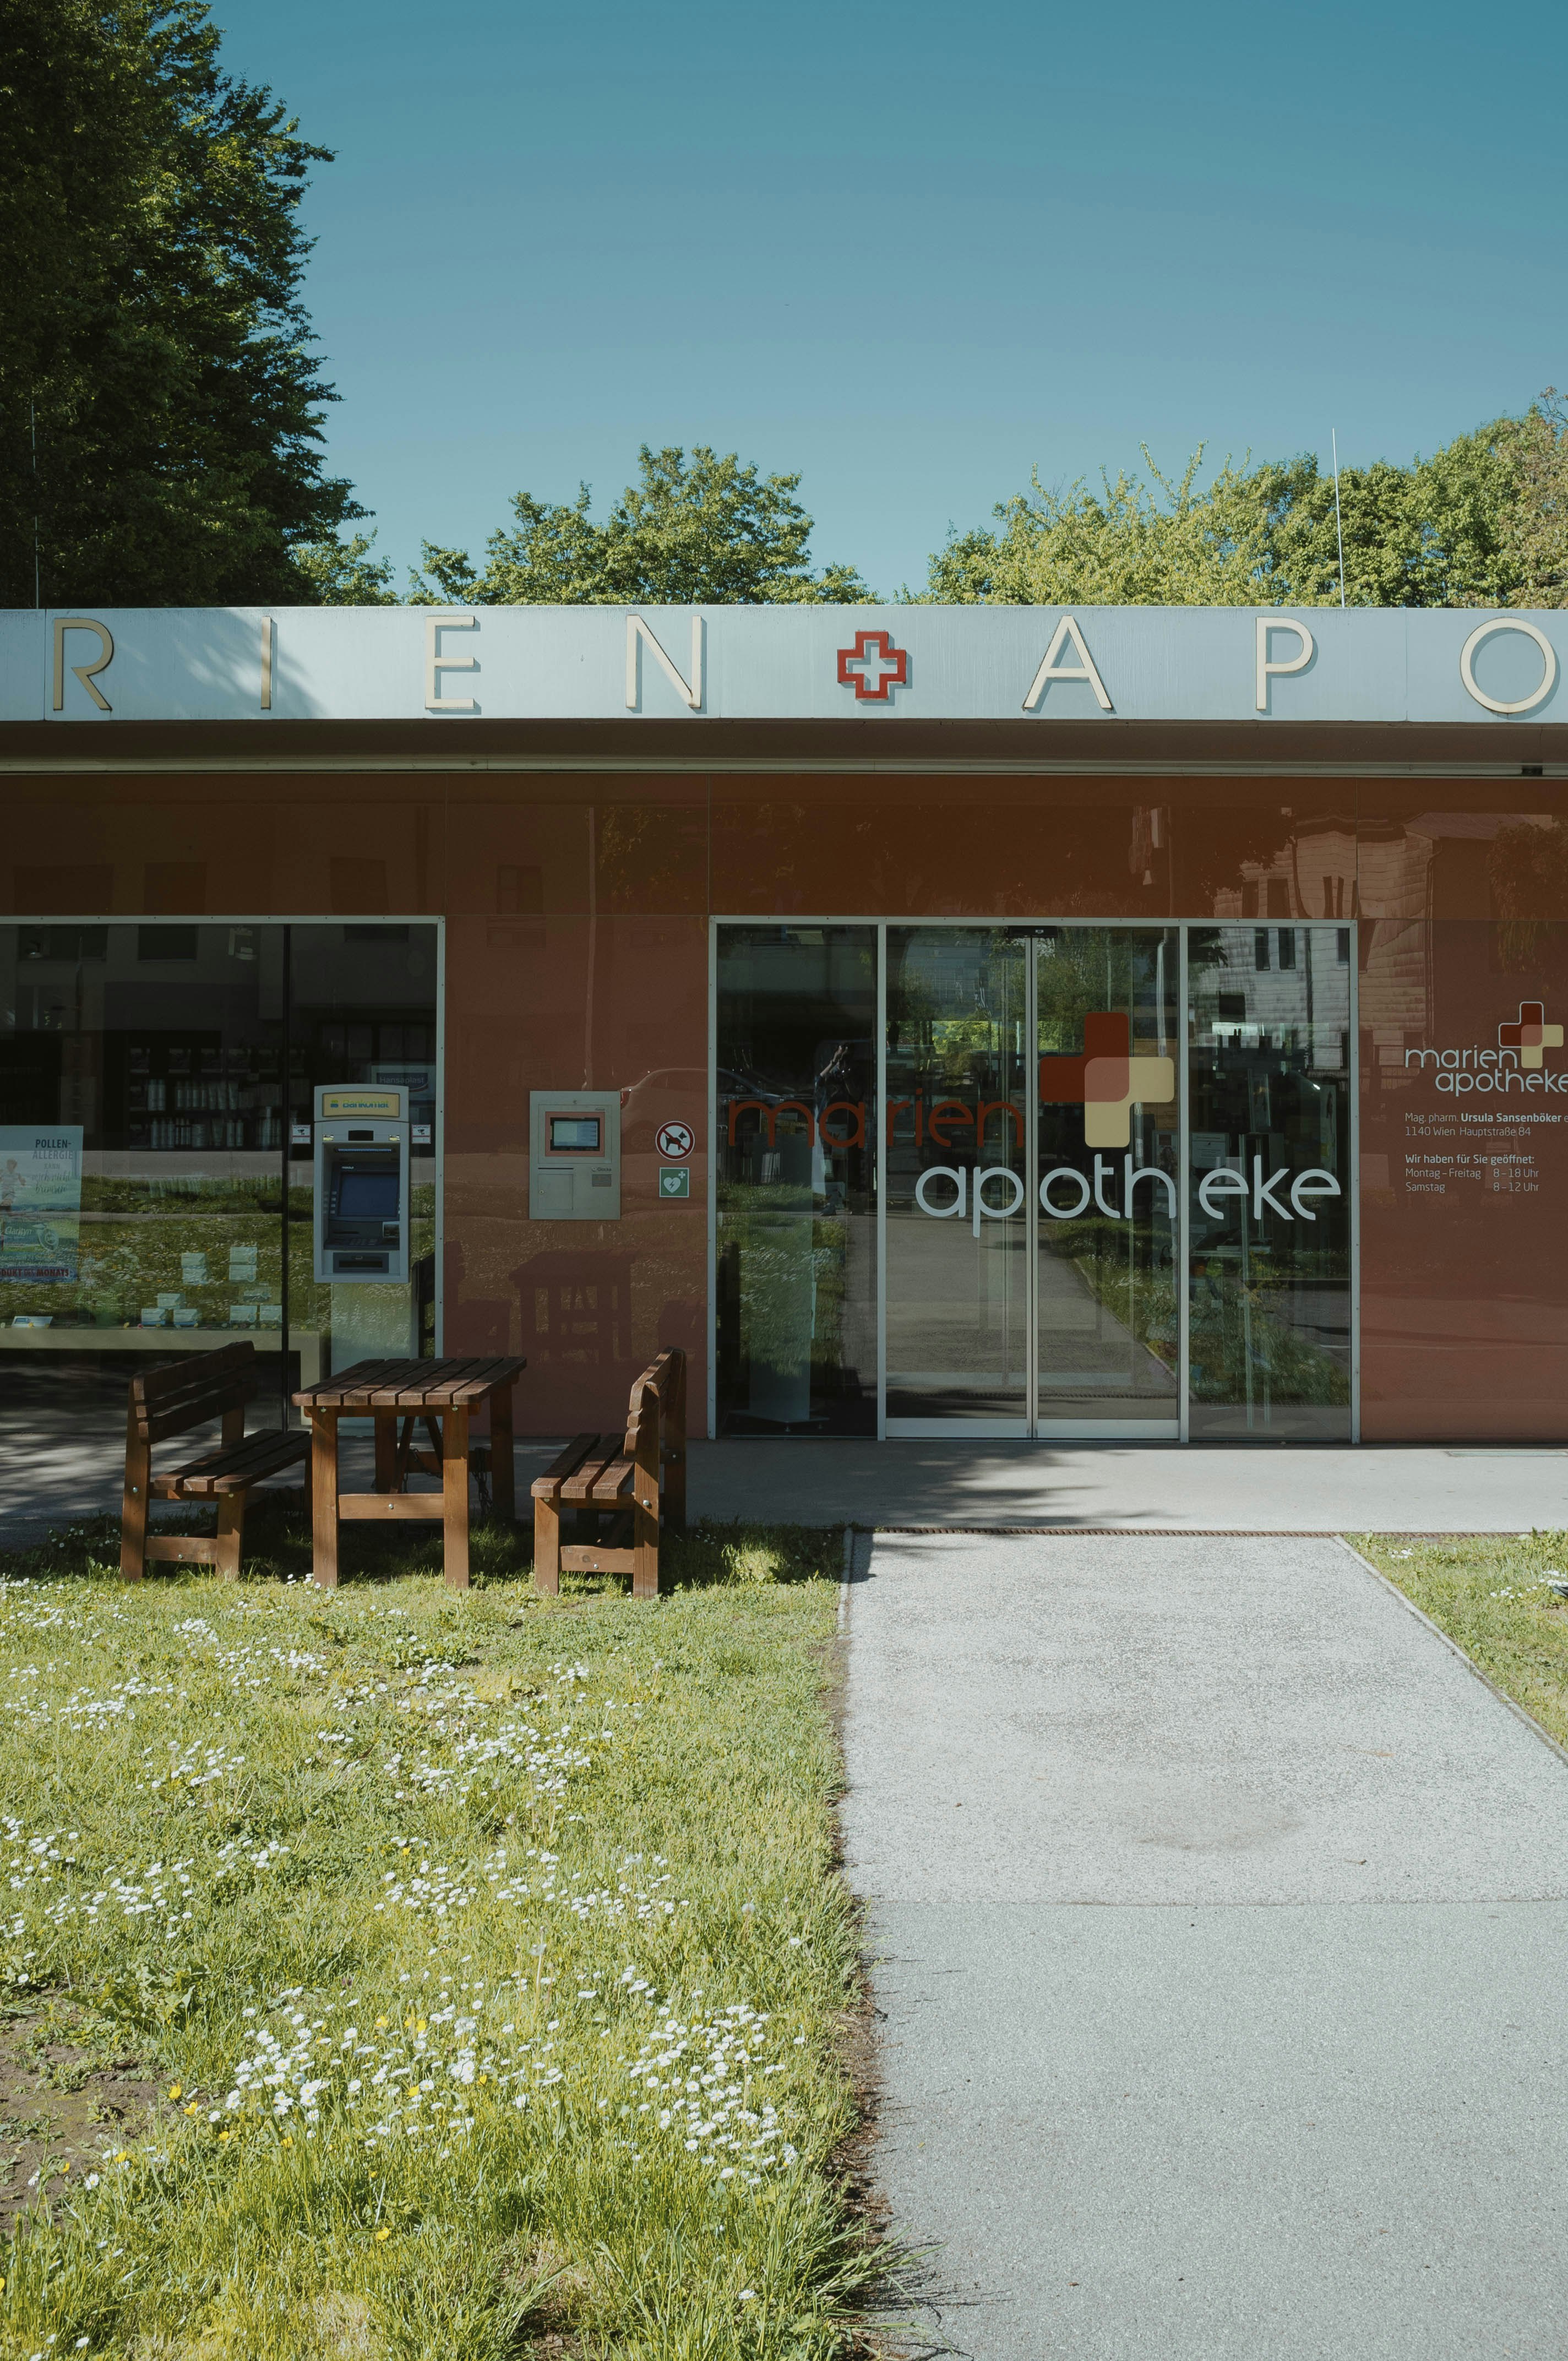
[549, 1114, 602, 1151]
[337, 1169, 399, 1220]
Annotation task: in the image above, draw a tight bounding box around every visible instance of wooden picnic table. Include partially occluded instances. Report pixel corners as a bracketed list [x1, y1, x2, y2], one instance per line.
[292, 1356, 526, 1589]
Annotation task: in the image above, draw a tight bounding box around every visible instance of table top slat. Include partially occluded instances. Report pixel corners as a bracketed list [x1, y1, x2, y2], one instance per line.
[295, 1357, 402, 1410]
[389, 1357, 489, 1408]
[296, 1355, 527, 1412]
[447, 1357, 527, 1405]
[303, 1358, 521, 1409]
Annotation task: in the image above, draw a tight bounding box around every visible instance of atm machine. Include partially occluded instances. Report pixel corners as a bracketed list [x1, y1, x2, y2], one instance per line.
[314, 1085, 412, 1373]
[314, 1085, 410, 1282]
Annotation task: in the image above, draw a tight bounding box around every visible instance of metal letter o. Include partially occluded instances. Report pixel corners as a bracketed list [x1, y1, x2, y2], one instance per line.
[1039, 1167, 1091, 1218]
[1459, 618, 1559, 716]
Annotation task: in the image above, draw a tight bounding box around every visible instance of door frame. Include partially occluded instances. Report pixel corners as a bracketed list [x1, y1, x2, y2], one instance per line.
[708, 915, 1360, 1446]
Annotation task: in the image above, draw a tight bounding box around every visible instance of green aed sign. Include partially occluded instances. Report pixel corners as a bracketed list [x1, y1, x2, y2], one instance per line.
[658, 1166, 691, 1199]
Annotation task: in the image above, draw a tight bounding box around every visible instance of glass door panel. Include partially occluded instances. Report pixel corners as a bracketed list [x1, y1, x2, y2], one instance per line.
[715, 926, 876, 1435]
[1036, 927, 1180, 1433]
[886, 927, 1029, 1430]
[1186, 924, 1352, 1439]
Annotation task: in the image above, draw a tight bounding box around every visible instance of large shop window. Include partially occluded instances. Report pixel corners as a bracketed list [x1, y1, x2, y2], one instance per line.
[0, 923, 438, 1435]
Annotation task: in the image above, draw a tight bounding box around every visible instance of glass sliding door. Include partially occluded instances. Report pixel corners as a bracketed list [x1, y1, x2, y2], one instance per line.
[885, 928, 1030, 1431]
[1036, 927, 1180, 1433]
[1186, 924, 1352, 1439]
[711, 918, 1357, 1443]
[715, 926, 876, 1434]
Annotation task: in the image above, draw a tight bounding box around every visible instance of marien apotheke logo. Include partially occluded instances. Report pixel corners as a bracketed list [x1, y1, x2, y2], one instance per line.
[1406, 1000, 1567, 1095]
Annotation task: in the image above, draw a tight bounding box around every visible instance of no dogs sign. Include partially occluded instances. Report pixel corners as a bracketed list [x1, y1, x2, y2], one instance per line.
[656, 1120, 695, 1160]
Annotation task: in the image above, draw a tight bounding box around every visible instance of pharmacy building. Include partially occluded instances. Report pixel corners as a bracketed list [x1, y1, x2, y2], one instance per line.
[2, 599, 1566, 1448]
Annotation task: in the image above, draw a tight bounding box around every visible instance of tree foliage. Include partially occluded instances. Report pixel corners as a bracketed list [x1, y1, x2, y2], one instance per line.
[410, 445, 873, 606]
[1499, 390, 1568, 607]
[923, 424, 1526, 608]
[291, 531, 399, 606]
[0, 0, 358, 607]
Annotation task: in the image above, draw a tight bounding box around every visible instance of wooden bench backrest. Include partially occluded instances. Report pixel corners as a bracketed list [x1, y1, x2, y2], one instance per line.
[129, 1341, 259, 1444]
[622, 1347, 685, 1451]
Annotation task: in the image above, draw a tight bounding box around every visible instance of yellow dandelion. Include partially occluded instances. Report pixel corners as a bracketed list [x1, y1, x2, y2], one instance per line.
[374, 2227, 391, 2242]
[416, 2019, 427, 2034]
[476, 2072, 488, 2085]
[183, 2103, 199, 2117]
[167, 2085, 182, 2099]
[281, 2134, 294, 2148]
[375, 2016, 388, 2028]
[218, 2130, 232, 2143]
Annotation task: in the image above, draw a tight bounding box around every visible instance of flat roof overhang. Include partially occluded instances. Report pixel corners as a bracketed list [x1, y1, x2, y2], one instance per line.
[4, 715, 1568, 777]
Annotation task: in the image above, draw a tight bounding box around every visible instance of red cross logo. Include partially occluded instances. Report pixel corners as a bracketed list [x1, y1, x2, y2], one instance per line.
[1499, 999, 1564, 1071]
[1039, 1011, 1177, 1149]
[836, 629, 908, 703]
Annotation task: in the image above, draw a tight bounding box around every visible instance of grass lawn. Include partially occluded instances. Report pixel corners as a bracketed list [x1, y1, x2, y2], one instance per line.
[1352, 1530, 1568, 1752]
[0, 1501, 876, 2359]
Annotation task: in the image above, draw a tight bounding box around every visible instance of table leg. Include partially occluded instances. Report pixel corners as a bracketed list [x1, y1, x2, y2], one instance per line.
[311, 1408, 340, 1588]
[443, 1405, 470, 1589]
[374, 1412, 399, 1492]
[489, 1384, 516, 1525]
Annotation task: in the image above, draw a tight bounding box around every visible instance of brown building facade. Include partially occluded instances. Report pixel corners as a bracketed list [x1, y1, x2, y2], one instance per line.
[5, 603, 1568, 1446]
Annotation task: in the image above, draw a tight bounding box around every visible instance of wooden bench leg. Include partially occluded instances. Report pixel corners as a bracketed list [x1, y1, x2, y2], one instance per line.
[632, 1490, 660, 1600]
[311, 1408, 340, 1588]
[215, 1490, 246, 1580]
[489, 1385, 516, 1525]
[120, 1408, 148, 1582]
[443, 1406, 470, 1590]
[533, 1491, 561, 1593]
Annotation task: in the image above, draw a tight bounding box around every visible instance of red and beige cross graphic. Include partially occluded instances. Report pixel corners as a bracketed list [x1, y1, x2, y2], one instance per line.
[1038, 1011, 1176, 1149]
[1499, 1000, 1564, 1071]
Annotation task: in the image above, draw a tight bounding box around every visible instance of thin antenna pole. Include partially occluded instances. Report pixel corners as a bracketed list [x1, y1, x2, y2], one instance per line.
[1331, 429, 1347, 610]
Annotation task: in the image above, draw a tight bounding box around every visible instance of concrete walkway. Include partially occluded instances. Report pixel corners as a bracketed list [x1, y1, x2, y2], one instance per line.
[6, 1429, 1568, 1549]
[841, 1533, 1568, 2359]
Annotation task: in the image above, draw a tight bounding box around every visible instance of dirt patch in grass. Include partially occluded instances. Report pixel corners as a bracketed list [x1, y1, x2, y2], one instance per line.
[0, 2003, 158, 2233]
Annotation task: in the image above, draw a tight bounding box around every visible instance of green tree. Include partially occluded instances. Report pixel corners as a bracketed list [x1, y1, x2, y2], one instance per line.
[1498, 390, 1568, 606]
[924, 426, 1522, 608]
[412, 444, 873, 605]
[293, 530, 399, 606]
[0, 0, 360, 607]
[924, 448, 1274, 606]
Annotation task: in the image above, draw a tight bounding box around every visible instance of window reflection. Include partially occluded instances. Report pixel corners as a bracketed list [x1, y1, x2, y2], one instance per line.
[0, 924, 438, 1440]
[1036, 927, 1179, 1428]
[1187, 925, 1352, 1438]
[715, 927, 876, 1434]
[885, 928, 1028, 1427]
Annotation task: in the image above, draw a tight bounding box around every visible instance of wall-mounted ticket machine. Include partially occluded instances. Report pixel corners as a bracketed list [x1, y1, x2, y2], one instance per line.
[529, 1090, 620, 1220]
[314, 1085, 410, 1283]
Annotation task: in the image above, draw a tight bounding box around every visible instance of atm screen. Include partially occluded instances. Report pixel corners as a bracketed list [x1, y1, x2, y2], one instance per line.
[338, 1169, 399, 1220]
[549, 1114, 602, 1152]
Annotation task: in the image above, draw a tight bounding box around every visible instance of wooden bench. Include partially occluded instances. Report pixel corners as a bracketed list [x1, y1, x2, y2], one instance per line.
[531, 1348, 687, 1600]
[121, 1341, 310, 1581]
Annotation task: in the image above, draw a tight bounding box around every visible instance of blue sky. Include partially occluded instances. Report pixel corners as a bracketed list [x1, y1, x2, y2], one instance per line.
[210, 0, 1568, 598]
